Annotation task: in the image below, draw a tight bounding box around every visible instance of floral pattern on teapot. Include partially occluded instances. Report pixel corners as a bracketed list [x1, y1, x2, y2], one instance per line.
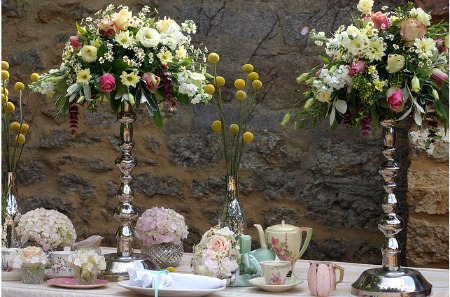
[267, 234, 294, 262]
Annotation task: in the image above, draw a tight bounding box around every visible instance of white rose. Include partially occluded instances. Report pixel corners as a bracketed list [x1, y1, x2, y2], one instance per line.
[357, 0, 374, 14]
[410, 8, 431, 26]
[136, 27, 160, 48]
[346, 25, 361, 39]
[80, 45, 97, 63]
[316, 90, 332, 102]
[386, 54, 406, 73]
[156, 17, 180, 33]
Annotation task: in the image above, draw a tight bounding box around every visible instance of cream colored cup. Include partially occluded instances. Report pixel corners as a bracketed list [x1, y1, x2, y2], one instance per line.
[2, 248, 22, 280]
[260, 260, 291, 285]
[50, 251, 75, 277]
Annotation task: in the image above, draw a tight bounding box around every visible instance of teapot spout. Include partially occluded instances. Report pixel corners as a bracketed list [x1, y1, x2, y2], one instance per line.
[253, 224, 267, 249]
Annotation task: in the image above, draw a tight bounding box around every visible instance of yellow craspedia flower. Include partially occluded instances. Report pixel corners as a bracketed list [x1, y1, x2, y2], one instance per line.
[252, 80, 262, 90]
[1, 94, 7, 104]
[247, 72, 259, 81]
[229, 124, 239, 134]
[16, 134, 26, 145]
[14, 82, 25, 91]
[211, 120, 222, 132]
[10, 121, 21, 133]
[242, 64, 254, 73]
[236, 90, 246, 101]
[204, 84, 215, 95]
[20, 123, 30, 134]
[214, 76, 225, 87]
[1, 61, 9, 70]
[30, 73, 40, 82]
[2, 88, 9, 96]
[208, 53, 220, 63]
[2, 70, 9, 80]
[6, 101, 15, 112]
[243, 131, 254, 143]
[234, 79, 245, 89]
[166, 267, 177, 273]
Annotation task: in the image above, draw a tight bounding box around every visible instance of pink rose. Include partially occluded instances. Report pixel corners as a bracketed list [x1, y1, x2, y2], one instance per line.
[349, 60, 365, 76]
[206, 235, 230, 255]
[371, 12, 390, 31]
[400, 18, 427, 44]
[100, 73, 116, 92]
[99, 19, 116, 37]
[431, 68, 449, 86]
[69, 35, 82, 48]
[386, 87, 404, 112]
[142, 73, 161, 93]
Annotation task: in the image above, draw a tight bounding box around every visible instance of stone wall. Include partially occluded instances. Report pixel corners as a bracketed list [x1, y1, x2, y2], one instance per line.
[2, 0, 448, 268]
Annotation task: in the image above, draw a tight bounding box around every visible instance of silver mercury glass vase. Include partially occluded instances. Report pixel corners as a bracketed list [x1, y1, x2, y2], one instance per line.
[351, 118, 432, 297]
[2, 171, 21, 248]
[102, 102, 155, 281]
[218, 175, 245, 237]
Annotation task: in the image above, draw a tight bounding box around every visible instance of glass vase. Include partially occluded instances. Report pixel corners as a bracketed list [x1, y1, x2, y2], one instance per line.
[218, 175, 245, 237]
[21, 263, 44, 284]
[75, 266, 98, 285]
[1, 171, 21, 248]
[141, 242, 183, 269]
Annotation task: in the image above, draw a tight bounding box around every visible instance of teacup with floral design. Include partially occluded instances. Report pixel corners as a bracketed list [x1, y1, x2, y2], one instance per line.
[260, 260, 291, 285]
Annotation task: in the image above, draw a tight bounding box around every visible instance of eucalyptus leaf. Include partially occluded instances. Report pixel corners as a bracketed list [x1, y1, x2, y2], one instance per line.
[330, 107, 336, 126]
[414, 110, 423, 126]
[334, 99, 347, 114]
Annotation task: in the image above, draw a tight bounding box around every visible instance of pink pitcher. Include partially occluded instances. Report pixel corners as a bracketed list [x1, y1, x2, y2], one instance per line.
[308, 261, 345, 296]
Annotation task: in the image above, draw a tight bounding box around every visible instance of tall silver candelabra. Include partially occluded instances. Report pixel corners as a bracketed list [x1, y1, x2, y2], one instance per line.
[102, 102, 155, 281]
[351, 118, 432, 297]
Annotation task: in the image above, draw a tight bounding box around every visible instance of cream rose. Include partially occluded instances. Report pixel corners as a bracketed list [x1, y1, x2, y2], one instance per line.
[156, 17, 179, 33]
[206, 235, 231, 255]
[357, 0, 374, 14]
[409, 7, 431, 26]
[136, 27, 160, 48]
[80, 45, 97, 63]
[386, 54, 405, 73]
[114, 8, 132, 31]
[400, 18, 427, 44]
[316, 90, 332, 102]
[22, 246, 44, 259]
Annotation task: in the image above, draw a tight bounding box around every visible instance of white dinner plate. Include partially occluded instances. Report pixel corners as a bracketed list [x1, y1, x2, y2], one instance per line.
[118, 280, 227, 296]
[47, 277, 110, 289]
[249, 276, 303, 293]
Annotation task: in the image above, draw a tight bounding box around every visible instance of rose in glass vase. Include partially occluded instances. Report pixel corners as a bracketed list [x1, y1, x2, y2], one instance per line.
[135, 207, 188, 268]
[29, 4, 212, 132]
[191, 226, 239, 285]
[12, 246, 47, 284]
[16, 208, 77, 252]
[283, 0, 448, 146]
[68, 249, 106, 285]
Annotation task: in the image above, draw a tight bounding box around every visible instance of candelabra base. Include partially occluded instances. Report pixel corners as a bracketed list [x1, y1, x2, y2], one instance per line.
[351, 267, 432, 297]
[100, 253, 156, 282]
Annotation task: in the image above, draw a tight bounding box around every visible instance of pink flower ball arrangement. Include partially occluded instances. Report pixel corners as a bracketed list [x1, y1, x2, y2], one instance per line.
[135, 207, 188, 247]
[190, 226, 239, 283]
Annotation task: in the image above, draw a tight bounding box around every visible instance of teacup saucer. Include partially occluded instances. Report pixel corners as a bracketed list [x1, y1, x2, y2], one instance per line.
[44, 269, 74, 279]
[249, 277, 303, 293]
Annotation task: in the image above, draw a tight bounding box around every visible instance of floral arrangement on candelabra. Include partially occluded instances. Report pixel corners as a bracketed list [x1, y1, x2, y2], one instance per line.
[29, 4, 211, 130]
[1, 62, 40, 248]
[206, 53, 263, 235]
[283, 0, 448, 145]
[16, 208, 77, 252]
[68, 249, 106, 285]
[282, 0, 448, 295]
[135, 207, 188, 268]
[12, 246, 48, 284]
[191, 226, 239, 285]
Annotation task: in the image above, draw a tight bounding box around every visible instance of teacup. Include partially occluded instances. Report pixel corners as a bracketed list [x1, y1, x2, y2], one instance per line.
[2, 248, 22, 280]
[260, 260, 291, 285]
[308, 261, 345, 296]
[50, 251, 75, 277]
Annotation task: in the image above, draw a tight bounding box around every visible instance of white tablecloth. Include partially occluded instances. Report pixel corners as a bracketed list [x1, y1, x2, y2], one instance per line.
[2, 251, 448, 297]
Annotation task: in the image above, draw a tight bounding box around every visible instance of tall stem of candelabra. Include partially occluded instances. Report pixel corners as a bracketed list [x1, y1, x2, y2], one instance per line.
[102, 101, 155, 281]
[351, 118, 432, 297]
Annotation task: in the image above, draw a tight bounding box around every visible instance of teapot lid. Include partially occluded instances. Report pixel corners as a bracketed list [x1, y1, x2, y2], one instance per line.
[267, 220, 298, 232]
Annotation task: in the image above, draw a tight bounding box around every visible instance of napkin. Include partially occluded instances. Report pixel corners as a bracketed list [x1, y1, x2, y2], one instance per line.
[128, 267, 227, 290]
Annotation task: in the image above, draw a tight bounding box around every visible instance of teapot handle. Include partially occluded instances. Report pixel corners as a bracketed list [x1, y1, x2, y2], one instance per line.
[295, 227, 313, 261]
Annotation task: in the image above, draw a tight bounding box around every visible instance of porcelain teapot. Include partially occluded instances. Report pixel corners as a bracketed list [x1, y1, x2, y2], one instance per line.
[254, 220, 312, 264]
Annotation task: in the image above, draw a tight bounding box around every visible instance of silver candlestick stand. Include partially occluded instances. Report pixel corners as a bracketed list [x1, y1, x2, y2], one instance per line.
[351, 118, 432, 297]
[102, 102, 155, 281]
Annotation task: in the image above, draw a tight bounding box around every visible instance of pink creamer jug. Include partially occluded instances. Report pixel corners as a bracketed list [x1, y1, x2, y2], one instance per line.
[308, 261, 345, 296]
